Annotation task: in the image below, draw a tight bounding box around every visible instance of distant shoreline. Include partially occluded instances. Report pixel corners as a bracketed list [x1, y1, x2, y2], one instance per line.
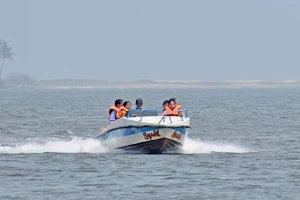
[2, 79, 300, 89]
[35, 79, 300, 89]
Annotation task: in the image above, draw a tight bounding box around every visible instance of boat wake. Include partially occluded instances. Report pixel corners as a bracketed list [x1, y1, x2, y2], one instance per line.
[0, 137, 116, 154]
[181, 137, 250, 154]
[0, 137, 250, 154]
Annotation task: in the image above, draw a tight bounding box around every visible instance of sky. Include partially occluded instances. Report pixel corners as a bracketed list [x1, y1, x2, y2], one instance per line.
[0, 0, 300, 81]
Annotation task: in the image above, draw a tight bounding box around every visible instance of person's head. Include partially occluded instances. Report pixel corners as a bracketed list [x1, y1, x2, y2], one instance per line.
[168, 99, 176, 110]
[123, 101, 131, 110]
[169, 98, 176, 104]
[135, 98, 143, 109]
[115, 99, 123, 108]
[163, 100, 169, 109]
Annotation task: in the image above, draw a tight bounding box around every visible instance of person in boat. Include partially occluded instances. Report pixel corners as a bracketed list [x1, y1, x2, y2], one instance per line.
[162, 99, 169, 110]
[135, 98, 143, 110]
[117, 101, 131, 118]
[108, 99, 123, 123]
[160, 99, 169, 116]
[165, 98, 183, 116]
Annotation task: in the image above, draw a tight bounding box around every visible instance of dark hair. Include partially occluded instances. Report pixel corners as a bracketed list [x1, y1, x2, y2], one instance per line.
[135, 98, 143, 106]
[168, 99, 176, 104]
[169, 98, 176, 103]
[123, 101, 131, 107]
[115, 99, 123, 106]
[163, 100, 169, 106]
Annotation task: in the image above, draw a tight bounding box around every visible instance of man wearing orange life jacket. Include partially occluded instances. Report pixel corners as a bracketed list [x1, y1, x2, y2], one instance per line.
[108, 99, 123, 123]
[165, 98, 183, 116]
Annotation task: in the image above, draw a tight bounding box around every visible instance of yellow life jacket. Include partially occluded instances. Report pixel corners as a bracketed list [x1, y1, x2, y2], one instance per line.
[117, 106, 128, 118]
[107, 105, 121, 119]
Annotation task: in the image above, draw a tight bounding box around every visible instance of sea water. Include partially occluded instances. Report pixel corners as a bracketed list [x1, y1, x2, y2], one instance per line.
[0, 87, 299, 200]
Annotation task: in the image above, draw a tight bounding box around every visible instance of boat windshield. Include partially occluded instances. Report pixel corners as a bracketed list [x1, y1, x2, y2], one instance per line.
[126, 110, 158, 118]
[126, 109, 189, 118]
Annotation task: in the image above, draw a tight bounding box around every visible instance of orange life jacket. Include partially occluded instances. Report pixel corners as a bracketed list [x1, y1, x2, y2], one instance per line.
[117, 106, 128, 118]
[165, 104, 183, 116]
[107, 105, 121, 119]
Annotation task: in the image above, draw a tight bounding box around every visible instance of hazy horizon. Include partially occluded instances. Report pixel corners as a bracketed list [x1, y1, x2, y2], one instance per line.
[1, 0, 300, 81]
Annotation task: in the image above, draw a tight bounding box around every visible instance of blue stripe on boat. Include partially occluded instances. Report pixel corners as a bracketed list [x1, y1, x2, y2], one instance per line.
[99, 126, 187, 141]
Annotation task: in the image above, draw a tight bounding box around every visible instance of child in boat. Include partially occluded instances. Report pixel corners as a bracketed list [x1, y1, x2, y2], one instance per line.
[160, 100, 169, 116]
[165, 98, 183, 116]
[118, 101, 131, 118]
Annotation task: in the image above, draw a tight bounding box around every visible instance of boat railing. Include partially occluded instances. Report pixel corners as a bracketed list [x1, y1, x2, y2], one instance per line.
[126, 109, 188, 123]
[158, 109, 188, 124]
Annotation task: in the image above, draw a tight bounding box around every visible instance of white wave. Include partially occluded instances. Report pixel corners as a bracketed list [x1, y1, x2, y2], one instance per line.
[181, 137, 250, 154]
[0, 137, 117, 154]
[0, 136, 251, 155]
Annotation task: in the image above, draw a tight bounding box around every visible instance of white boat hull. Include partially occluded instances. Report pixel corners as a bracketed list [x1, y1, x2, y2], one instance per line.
[98, 115, 190, 153]
[98, 126, 188, 153]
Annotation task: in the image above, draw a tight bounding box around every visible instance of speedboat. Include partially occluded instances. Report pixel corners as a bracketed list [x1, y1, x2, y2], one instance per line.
[97, 109, 190, 153]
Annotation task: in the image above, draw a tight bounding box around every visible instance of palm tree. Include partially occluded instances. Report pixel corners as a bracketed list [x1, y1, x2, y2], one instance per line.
[0, 40, 16, 82]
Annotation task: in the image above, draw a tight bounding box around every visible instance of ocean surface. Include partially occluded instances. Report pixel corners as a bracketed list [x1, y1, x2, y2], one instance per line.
[0, 87, 299, 200]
